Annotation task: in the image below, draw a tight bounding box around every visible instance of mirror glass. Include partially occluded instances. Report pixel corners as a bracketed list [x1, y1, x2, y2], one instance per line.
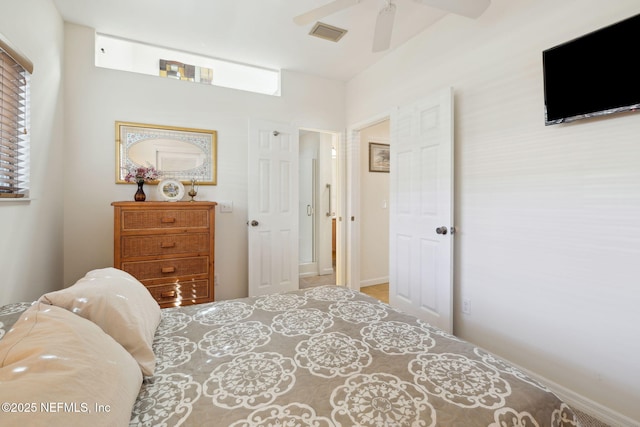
[116, 122, 217, 184]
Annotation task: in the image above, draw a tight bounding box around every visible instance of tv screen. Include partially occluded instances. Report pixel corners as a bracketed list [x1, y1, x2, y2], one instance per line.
[543, 13, 640, 125]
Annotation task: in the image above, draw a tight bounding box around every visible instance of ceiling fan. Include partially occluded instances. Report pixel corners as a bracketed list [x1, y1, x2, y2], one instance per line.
[294, 0, 491, 52]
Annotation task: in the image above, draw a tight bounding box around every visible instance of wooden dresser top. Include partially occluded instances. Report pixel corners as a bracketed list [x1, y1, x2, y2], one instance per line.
[112, 201, 218, 208]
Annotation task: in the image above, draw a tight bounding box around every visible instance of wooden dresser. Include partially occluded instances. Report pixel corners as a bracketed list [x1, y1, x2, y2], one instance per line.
[112, 201, 216, 308]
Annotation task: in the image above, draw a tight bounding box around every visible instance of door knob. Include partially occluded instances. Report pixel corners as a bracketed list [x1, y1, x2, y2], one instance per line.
[436, 226, 448, 235]
[250, 220, 259, 227]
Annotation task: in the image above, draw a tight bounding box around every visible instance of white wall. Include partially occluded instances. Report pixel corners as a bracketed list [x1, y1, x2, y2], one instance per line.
[0, 0, 65, 305]
[359, 121, 390, 287]
[346, 0, 640, 423]
[62, 23, 345, 300]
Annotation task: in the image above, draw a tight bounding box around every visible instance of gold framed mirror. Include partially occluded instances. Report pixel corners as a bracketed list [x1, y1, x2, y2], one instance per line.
[116, 121, 217, 185]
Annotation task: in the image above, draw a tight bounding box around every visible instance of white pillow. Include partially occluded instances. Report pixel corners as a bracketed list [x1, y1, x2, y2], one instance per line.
[0, 302, 142, 427]
[39, 267, 161, 376]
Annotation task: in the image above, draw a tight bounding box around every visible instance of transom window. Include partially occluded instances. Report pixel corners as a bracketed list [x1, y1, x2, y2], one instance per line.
[95, 34, 280, 96]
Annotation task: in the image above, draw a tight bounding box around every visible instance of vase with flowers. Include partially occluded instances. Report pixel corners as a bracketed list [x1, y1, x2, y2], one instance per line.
[124, 165, 159, 202]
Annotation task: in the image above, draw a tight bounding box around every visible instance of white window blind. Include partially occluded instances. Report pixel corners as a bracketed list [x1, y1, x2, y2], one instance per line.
[0, 35, 32, 199]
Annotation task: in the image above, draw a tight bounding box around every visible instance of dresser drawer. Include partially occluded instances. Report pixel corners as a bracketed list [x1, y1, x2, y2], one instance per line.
[121, 233, 209, 258]
[146, 279, 210, 307]
[122, 256, 209, 281]
[121, 209, 210, 231]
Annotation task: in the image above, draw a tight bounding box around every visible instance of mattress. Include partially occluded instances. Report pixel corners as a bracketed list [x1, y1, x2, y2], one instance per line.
[0, 286, 580, 426]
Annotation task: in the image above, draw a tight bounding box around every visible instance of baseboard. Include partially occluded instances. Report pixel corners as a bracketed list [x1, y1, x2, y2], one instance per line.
[298, 271, 316, 278]
[549, 382, 638, 427]
[319, 267, 334, 276]
[360, 277, 389, 287]
[512, 362, 638, 426]
[299, 266, 334, 278]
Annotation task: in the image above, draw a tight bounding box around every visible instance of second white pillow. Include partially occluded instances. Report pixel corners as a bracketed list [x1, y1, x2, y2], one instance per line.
[39, 267, 161, 376]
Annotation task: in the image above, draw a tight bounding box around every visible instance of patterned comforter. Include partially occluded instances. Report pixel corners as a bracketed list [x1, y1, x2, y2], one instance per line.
[0, 286, 580, 427]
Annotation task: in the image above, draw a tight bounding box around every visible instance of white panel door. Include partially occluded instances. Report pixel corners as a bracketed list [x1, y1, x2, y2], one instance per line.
[248, 120, 299, 296]
[389, 87, 454, 332]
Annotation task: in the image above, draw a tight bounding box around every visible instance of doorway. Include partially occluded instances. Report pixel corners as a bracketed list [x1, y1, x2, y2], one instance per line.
[358, 120, 390, 301]
[298, 129, 339, 288]
[346, 88, 455, 331]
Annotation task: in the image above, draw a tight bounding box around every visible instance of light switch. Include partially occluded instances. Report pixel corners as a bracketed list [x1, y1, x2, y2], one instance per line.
[219, 201, 233, 213]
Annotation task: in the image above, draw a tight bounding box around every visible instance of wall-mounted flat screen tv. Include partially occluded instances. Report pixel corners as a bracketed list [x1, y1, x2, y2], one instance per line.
[543, 13, 640, 126]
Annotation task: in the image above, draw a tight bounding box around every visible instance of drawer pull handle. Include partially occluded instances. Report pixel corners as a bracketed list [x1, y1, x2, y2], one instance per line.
[161, 217, 176, 224]
[161, 266, 176, 274]
[161, 242, 176, 248]
[160, 290, 176, 298]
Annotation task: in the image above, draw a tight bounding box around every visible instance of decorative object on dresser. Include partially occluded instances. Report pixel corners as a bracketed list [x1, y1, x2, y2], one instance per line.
[112, 201, 216, 308]
[156, 178, 185, 202]
[187, 177, 199, 202]
[123, 164, 159, 202]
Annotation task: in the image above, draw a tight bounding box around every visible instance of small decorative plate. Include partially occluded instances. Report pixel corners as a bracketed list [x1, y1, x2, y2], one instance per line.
[157, 179, 185, 202]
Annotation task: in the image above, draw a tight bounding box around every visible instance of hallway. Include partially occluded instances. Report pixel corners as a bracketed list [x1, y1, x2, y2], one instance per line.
[299, 274, 389, 304]
[360, 283, 389, 303]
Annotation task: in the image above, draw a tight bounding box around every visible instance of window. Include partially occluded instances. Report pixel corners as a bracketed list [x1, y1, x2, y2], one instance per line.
[96, 34, 280, 96]
[0, 34, 32, 199]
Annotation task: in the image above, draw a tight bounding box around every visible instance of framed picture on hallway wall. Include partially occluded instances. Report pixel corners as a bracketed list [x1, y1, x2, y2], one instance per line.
[369, 142, 390, 173]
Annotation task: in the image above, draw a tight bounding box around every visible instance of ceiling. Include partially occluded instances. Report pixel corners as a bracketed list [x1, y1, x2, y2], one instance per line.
[51, 0, 459, 82]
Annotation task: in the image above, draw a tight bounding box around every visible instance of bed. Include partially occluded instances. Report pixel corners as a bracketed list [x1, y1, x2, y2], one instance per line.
[0, 268, 580, 427]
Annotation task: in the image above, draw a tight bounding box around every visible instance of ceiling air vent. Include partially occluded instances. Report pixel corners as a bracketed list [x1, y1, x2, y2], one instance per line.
[309, 22, 348, 43]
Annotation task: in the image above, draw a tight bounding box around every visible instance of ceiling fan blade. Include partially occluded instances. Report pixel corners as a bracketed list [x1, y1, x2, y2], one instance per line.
[414, 0, 491, 18]
[293, 0, 361, 26]
[372, 3, 396, 52]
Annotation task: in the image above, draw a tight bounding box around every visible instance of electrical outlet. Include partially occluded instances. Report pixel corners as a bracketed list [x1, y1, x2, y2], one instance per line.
[462, 298, 471, 315]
